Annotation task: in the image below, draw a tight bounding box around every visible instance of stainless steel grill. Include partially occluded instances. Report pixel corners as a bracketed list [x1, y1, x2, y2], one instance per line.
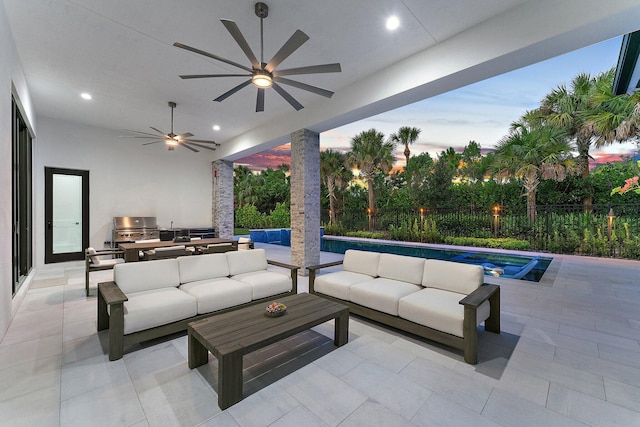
[112, 216, 159, 245]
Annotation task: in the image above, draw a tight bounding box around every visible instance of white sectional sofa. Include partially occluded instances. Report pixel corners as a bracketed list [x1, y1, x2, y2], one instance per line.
[98, 249, 298, 360]
[308, 250, 500, 364]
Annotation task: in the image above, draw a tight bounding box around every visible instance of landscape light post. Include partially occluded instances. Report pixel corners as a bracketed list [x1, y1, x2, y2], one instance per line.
[607, 208, 615, 241]
[493, 206, 500, 238]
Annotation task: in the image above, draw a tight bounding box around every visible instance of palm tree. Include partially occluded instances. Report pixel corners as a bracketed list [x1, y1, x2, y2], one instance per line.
[493, 115, 577, 222]
[390, 126, 421, 167]
[583, 68, 640, 147]
[539, 72, 597, 208]
[320, 149, 352, 225]
[348, 129, 396, 230]
[234, 165, 254, 208]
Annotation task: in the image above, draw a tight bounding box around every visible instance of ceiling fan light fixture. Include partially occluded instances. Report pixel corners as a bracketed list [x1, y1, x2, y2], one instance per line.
[252, 71, 273, 88]
[165, 136, 179, 146]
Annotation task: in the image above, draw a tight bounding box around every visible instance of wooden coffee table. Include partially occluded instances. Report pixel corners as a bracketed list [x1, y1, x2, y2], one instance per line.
[187, 292, 349, 409]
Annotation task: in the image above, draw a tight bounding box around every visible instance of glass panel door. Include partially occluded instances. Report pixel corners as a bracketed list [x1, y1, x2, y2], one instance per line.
[52, 174, 83, 254]
[45, 167, 89, 263]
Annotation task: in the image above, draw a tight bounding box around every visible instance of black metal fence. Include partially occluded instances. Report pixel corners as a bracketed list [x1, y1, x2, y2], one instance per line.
[323, 203, 640, 258]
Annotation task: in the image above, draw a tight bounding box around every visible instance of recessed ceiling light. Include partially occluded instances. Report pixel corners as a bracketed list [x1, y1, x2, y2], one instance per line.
[213, 125, 221, 131]
[386, 16, 400, 31]
[80, 92, 92, 100]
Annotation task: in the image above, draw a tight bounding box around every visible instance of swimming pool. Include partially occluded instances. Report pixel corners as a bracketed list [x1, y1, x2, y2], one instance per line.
[320, 237, 552, 282]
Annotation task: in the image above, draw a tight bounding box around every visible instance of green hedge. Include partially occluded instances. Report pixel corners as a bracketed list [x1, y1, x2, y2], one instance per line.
[444, 236, 531, 251]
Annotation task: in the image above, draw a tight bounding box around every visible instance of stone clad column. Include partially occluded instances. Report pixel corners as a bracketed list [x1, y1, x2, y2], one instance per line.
[290, 129, 320, 275]
[212, 160, 234, 239]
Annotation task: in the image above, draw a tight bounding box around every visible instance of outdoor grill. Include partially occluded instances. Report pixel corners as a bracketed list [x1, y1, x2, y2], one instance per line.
[112, 216, 159, 246]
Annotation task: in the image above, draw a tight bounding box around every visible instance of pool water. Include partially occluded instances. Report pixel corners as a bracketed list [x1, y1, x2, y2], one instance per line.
[320, 237, 552, 282]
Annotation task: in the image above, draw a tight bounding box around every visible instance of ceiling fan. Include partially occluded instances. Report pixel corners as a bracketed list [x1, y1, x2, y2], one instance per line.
[121, 102, 219, 152]
[173, 2, 341, 112]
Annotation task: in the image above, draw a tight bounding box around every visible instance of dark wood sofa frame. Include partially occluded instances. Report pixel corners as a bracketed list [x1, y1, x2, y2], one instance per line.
[308, 260, 500, 364]
[98, 259, 299, 361]
[85, 248, 124, 297]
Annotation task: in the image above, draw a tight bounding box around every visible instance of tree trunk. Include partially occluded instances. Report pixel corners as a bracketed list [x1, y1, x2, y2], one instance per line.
[327, 181, 337, 226]
[527, 189, 537, 223]
[577, 135, 592, 212]
[367, 177, 375, 231]
[404, 145, 410, 169]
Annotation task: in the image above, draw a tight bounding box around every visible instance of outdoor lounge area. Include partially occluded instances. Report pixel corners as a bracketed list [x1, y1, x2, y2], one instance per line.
[1, 242, 639, 426]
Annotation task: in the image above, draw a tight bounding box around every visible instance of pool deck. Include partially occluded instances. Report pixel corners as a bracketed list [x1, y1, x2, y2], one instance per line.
[1, 243, 639, 426]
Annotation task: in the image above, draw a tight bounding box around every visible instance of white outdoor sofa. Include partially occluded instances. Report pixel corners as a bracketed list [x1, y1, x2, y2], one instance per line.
[98, 249, 298, 360]
[308, 249, 500, 364]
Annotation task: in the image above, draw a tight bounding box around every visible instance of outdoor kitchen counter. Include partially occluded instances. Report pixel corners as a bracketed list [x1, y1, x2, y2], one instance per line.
[118, 238, 236, 262]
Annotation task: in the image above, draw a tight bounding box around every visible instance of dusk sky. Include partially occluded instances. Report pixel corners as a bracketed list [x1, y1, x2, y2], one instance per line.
[235, 36, 638, 172]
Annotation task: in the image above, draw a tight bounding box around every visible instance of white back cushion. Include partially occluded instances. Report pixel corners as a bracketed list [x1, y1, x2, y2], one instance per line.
[226, 248, 268, 276]
[422, 260, 483, 295]
[114, 259, 180, 294]
[377, 253, 425, 285]
[342, 250, 379, 277]
[86, 247, 100, 265]
[178, 253, 229, 284]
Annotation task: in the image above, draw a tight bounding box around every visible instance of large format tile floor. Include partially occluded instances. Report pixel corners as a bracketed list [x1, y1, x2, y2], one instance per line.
[1, 243, 640, 426]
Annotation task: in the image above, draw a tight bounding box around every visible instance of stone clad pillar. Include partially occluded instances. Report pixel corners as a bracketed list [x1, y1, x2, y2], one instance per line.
[290, 129, 320, 275]
[212, 160, 234, 239]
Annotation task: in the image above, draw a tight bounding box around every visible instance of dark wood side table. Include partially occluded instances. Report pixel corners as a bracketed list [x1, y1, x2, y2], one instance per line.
[187, 292, 349, 409]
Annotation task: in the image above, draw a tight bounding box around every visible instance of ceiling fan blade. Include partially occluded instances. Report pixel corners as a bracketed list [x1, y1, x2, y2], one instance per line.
[122, 129, 164, 137]
[186, 142, 217, 151]
[142, 141, 163, 145]
[176, 132, 194, 139]
[221, 19, 260, 69]
[274, 77, 334, 98]
[183, 139, 219, 145]
[173, 42, 253, 73]
[179, 143, 199, 152]
[273, 63, 342, 77]
[256, 88, 265, 112]
[272, 82, 303, 111]
[264, 30, 309, 73]
[214, 79, 252, 102]
[180, 73, 251, 79]
[120, 135, 161, 139]
[149, 127, 167, 135]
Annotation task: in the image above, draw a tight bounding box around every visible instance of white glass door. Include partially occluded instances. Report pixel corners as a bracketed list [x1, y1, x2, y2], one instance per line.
[45, 167, 89, 263]
[52, 174, 83, 254]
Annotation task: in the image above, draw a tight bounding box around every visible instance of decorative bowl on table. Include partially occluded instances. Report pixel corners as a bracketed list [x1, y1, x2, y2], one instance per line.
[265, 302, 287, 317]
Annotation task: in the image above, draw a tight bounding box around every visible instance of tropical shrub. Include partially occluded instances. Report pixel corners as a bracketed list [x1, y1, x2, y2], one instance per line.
[323, 223, 348, 236]
[264, 202, 290, 228]
[235, 204, 265, 229]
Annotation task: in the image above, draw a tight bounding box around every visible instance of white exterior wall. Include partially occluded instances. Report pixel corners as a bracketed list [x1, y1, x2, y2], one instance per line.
[34, 117, 215, 267]
[0, 2, 36, 340]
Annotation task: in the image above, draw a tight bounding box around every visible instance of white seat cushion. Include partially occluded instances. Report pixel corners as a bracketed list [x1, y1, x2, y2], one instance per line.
[179, 278, 252, 314]
[350, 278, 422, 316]
[313, 271, 372, 300]
[226, 249, 268, 275]
[398, 288, 490, 338]
[178, 253, 229, 284]
[114, 259, 180, 294]
[377, 253, 425, 285]
[342, 250, 380, 276]
[232, 270, 291, 299]
[422, 260, 483, 295]
[122, 287, 197, 334]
